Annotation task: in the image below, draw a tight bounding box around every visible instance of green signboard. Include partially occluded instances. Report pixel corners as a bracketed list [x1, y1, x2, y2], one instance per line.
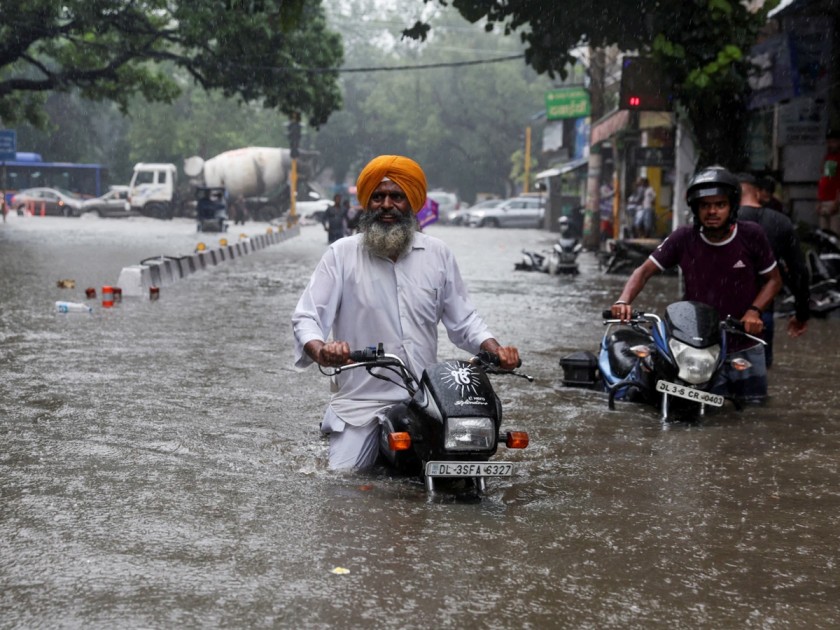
[545, 88, 590, 120]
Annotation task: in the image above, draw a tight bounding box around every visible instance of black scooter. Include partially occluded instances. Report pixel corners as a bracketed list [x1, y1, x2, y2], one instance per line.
[324, 344, 532, 493]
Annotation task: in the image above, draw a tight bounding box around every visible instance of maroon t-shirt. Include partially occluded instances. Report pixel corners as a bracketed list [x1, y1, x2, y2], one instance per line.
[650, 222, 777, 349]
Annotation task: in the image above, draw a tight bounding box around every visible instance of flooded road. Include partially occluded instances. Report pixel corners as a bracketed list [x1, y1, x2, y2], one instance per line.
[1, 214, 839, 628]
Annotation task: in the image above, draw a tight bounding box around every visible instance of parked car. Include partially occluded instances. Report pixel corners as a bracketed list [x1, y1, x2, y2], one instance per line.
[467, 196, 546, 228]
[80, 185, 137, 218]
[454, 198, 504, 226]
[10, 187, 84, 217]
[429, 190, 460, 224]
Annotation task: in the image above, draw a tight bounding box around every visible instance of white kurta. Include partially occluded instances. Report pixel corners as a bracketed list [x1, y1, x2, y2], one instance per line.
[292, 231, 494, 427]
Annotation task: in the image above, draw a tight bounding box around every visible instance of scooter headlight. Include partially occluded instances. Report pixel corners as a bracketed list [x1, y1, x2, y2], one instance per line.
[444, 417, 495, 451]
[668, 339, 720, 384]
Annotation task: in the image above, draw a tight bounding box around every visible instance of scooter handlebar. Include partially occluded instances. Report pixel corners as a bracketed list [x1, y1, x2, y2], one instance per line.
[348, 346, 380, 363]
[723, 316, 745, 332]
[602, 308, 646, 322]
[474, 350, 522, 370]
[722, 317, 768, 345]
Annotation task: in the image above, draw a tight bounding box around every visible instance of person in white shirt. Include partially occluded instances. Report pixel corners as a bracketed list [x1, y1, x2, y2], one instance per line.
[292, 154, 520, 470]
[633, 177, 656, 237]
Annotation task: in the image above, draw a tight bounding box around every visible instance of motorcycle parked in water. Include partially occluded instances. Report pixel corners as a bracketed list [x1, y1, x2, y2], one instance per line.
[803, 228, 840, 282]
[514, 217, 582, 275]
[323, 344, 532, 493]
[788, 227, 840, 317]
[597, 301, 766, 421]
[599, 238, 660, 274]
[546, 221, 582, 275]
[514, 248, 550, 273]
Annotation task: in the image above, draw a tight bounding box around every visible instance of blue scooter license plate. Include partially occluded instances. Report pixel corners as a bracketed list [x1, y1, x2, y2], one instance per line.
[656, 380, 724, 406]
[425, 461, 514, 477]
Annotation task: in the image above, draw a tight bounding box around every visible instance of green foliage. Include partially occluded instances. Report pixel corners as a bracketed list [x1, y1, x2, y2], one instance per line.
[416, 0, 781, 167]
[0, 0, 343, 128]
[316, 0, 555, 200]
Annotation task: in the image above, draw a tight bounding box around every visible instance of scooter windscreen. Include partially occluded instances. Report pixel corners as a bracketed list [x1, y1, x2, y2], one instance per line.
[663, 301, 721, 348]
[420, 361, 498, 420]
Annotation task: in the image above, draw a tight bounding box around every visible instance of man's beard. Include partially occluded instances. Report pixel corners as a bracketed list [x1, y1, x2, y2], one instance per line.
[359, 209, 418, 259]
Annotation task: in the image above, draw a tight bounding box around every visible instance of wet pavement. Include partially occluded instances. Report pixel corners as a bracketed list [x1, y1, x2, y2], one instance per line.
[1, 214, 839, 628]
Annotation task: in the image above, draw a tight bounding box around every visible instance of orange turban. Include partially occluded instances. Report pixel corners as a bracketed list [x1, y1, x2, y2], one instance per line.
[355, 155, 427, 213]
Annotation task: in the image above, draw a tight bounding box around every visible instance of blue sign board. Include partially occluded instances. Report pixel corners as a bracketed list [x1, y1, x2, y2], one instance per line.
[0, 130, 16, 161]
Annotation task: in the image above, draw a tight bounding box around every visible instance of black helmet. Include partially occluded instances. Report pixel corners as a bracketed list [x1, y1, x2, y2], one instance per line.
[686, 166, 741, 227]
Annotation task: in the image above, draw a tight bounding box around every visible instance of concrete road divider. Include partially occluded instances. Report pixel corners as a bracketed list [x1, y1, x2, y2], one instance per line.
[116, 225, 299, 297]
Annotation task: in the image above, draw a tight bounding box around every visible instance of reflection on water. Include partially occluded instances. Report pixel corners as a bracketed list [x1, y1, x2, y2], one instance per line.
[1, 218, 839, 628]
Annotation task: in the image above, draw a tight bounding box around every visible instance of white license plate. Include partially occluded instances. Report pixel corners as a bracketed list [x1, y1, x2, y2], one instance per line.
[656, 380, 724, 407]
[425, 461, 513, 478]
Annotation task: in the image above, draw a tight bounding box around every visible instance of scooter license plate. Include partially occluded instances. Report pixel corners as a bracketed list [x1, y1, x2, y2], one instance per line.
[425, 461, 514, 478]
[656, 380, 724, 407]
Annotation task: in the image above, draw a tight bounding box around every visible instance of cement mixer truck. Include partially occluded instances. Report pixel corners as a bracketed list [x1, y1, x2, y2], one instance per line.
[128, 147, 321, 221]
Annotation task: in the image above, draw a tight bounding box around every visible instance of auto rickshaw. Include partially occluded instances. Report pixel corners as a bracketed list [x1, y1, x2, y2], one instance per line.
[195, 186, 229, 232]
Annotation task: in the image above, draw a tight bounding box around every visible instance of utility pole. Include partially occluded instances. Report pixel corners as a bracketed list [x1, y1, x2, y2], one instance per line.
[523, 126, 532, 194]
[584, 47, 607, 250]
[287, 112, 302, 226]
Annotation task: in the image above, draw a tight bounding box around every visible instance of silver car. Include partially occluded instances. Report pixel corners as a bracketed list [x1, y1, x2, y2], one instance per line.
[10, 187, 84, 217]
[80, 185, 137, 218]
[452, 198, 504, 226]
[467, 196, 545, 228]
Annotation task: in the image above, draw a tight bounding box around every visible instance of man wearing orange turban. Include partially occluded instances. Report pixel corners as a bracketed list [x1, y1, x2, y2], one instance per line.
[355, 154, 427, 213]
[293, 155, 520, 470]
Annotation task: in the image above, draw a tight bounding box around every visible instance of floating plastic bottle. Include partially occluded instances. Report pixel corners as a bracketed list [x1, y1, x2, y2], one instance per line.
[55, 301, 93, 314]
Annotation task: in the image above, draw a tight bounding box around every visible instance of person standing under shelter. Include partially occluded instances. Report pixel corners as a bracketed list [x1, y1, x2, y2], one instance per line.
[292, 154, 520, 470]
[817, 130, 840, 234]
[599, 182, 614, 244]
[633, 177, 656, 238]
[737, 173, 809, 367]
[611, 166, 782, 404]
[322, 194, 347, 244]
[626, 179, 644, 238]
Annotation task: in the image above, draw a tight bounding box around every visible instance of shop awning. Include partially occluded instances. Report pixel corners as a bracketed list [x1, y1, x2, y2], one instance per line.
[536, 156, 589, 179]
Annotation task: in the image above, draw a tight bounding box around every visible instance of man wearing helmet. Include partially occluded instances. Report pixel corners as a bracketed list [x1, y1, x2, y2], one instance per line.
[610, 166, 783, 403]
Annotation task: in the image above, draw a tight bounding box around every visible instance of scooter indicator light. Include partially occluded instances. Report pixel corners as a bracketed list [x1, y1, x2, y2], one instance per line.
[388, 432, 412, 451]
[506, 431, 529, 449]
[730, 357, 752, 371]
[630, 345, 651, 358]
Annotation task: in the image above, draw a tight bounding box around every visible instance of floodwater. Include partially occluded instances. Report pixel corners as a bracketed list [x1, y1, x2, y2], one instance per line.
[1, 214, 839, 629]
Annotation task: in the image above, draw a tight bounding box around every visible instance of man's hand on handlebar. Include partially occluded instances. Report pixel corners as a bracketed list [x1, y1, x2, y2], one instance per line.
[479, 338, 520, 370]
[306, 340, 351, 367]
[495, 346, 521, 371]
[740, 310, 764, 336]
[611, 302, 633, 322]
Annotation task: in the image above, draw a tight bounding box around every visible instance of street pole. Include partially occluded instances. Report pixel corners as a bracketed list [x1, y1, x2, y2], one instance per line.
[289, 157, 297, 226]
[583, 46, 606, 250]
[287, 113, 302, 227]
[585, 145, 601, 248]
[523, 126, 532, 194]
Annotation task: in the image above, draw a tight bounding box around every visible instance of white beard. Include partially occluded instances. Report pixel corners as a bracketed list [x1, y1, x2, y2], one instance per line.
[359, 210, 418, 259]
